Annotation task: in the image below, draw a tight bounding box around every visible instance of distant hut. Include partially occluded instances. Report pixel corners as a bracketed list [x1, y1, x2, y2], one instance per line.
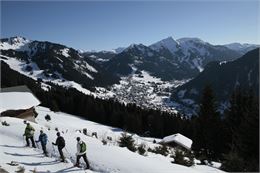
[159, 133, 193, 151]
[0, 85, 40, 122]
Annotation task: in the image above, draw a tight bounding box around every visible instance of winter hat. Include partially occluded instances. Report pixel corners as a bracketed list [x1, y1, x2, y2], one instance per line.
[76, 137, 80, 141]
[57, 132, 60, 136]
[40, 130, 43, 133]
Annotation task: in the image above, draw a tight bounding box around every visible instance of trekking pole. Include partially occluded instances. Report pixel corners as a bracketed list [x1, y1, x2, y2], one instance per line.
[51, 144, 56, 158]
[22, 136, 26, 146]
[64, 147, 74, 163]
[35, 141, 40, 150]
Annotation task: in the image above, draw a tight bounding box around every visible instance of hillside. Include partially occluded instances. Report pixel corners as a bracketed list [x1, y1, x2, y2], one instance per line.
[0, 106, 225, 173]
[171, 48, 259, 113]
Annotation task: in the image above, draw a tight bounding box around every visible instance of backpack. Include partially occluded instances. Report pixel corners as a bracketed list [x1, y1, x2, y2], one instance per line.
[80, 141, 86, 153]
[59, 137, 65, 147]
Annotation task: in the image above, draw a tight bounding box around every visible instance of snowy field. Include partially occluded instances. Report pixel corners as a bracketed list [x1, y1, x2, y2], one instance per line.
[0, 106, 225, 173]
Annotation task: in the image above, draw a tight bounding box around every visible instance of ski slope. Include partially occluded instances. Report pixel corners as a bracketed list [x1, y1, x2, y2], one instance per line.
[0, 106, 225, 173]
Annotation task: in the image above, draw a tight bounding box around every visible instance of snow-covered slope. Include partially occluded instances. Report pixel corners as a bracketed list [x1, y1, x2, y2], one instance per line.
[0, 36, 31, 51]
[149, 36, 241, 73]
[150, 37, 180, 54]
[0, 106, 225, 173]
[224, 43, 259, 54]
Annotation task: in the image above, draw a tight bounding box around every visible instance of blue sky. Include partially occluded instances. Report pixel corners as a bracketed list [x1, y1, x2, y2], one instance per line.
[1, 1, 259, 51]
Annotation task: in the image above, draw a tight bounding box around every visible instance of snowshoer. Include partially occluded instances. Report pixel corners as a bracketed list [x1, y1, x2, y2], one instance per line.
[23, 123, 36, 148]
[74, 137, 90, 169]
[36, 130, 48, 156]
[52, 132, 65, 162]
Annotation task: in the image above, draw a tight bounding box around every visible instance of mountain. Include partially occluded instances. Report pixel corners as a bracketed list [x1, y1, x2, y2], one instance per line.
[149, 37, 242, 73]
[224, 43, 259, 54]
[1, 36, 257, 115]
[104, 43, 200, 81]
[171, 48, 259, 113]
[0, 36, 119, 92]
[104, 36, 242, 81]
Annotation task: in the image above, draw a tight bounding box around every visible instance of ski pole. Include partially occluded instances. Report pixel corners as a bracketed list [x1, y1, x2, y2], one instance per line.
[51, 144, 56, 157]
[22, 136, 26, 146]
[64, 147, 72, 158]
[35, 141, 40, 149]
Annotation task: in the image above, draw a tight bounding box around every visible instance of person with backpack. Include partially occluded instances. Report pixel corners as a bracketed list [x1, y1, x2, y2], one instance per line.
[74, 137, 90, 169]
[36, 130, 48, 156]
[52, 132, 65, 162]
[23, 122, 36, 148]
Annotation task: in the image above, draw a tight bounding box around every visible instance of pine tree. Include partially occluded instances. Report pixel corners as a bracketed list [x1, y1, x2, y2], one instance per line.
[118, 132, 136, 152]
[192, 85, 222, 161]
[223, 89, 259, 172]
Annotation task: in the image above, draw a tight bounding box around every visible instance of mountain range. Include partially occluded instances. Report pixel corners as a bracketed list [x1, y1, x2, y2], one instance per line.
[1, 36, 259, 115]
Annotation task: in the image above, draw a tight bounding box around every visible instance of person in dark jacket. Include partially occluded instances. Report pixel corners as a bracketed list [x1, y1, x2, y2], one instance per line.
[52, 132, 65, 162]
[23, 123, 36, 148]
[36, 130, 48, 156]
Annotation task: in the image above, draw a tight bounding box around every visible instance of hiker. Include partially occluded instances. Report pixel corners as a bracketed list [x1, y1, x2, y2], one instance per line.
[52, 132, 65, 162]
[36, 130, 48, 156]
[23, 122, 36, 148]
[75, 137, 90, 169]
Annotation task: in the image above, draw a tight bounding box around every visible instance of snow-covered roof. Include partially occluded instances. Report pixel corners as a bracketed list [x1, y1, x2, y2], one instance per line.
[0, 92, 40, 113]
[161, 133, 193, 150]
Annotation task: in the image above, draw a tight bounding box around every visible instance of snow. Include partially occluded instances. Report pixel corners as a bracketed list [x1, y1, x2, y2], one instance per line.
[150, 36, 179, 54]
[113, 47, 125, 54]
[0, 106, 225, 173]
[192, 58, 204, 72]
[161, 133, 193, 150]
[1, 54, 95, 96]
[219, 61, 227, 65]
[224, 43, 258, 52]
[0, 92, 40, 113]
[60, 48, 70, 57]
[85, 62, 98, 73]
[0, 36, 31, 51]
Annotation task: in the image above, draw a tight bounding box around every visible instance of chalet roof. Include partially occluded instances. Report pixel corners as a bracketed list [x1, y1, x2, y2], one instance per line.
[1, 85, 32, 93]
[161, 133, 193, 150]
[0, 85, 40, 113]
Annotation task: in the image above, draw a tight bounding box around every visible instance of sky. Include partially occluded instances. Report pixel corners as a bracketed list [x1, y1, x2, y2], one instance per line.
[1, 1, 259, 51]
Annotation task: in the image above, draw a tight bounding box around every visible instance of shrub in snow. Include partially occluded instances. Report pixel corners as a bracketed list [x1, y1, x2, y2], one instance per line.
[45, 114, 51, 121]
[102, 139, 108, 145]
[1, 121, 10, 126]
[148, 145, 168, 156]
[55, 127, 59, 131]
[137, 143, 146, 156]
[15, 166, 25, 173]
[118, 132, 136, 152]
[221, 152, 245, 172]
[171, 148, 194, 167]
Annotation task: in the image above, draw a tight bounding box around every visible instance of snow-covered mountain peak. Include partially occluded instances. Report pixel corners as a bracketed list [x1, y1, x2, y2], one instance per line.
[10, 36, 30, 44]
[224, 42, 259, 54]
[225, 42, 258, 50]
[124, 43, 148, 53]
[149, 36, 180, 54]
[0, 36, 31, 50]
[177, 37, 207, 45]
[113, 47, 126, 54]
